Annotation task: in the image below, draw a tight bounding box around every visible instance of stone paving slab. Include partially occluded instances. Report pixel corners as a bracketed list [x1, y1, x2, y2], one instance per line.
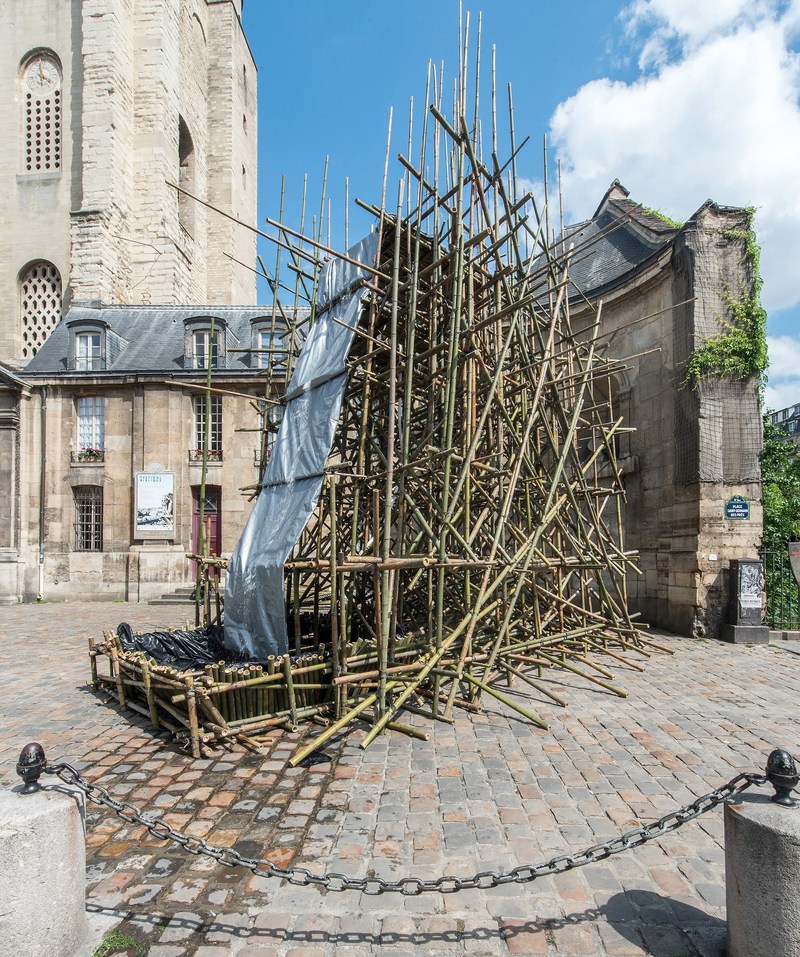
[1, 602, 798, 956]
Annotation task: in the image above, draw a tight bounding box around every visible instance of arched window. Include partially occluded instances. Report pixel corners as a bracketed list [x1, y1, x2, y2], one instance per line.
[178, 116, 196, 235]
[19, 260, 62, 359]
[20, 51, 62, 173]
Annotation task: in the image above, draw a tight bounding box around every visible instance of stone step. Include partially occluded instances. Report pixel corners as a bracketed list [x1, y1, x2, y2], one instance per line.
[148, 588, 197, 606]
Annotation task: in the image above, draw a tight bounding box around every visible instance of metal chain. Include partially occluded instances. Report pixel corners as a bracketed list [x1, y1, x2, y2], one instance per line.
[47, 763, 766, 896]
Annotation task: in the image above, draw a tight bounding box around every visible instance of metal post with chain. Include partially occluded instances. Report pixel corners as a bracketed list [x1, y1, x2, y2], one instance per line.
[14, 743, 798, 896]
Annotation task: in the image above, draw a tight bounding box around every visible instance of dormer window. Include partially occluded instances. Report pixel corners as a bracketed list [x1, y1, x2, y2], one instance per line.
[193, 329, 219, 369]
[257, 329, 287, 373]
[250, 317, 288, 375]
[184, 316, 228, 370]
[67, 318, 109, 372]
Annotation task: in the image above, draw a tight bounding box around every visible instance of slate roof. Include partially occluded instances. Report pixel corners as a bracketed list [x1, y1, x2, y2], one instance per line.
[554, 181, 681, 300]
[20, 183, 694, 380]
[22, 303, 309, 377]
[0, 359, 26, 389]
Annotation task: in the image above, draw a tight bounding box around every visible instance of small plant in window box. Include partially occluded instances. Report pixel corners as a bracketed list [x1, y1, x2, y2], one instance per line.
[75, 447, 104, 463]
[189, 448, 223, 462]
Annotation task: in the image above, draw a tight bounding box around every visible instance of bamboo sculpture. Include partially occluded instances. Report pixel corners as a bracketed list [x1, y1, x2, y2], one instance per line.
[254, 31, 668, 765]
[93, 19, 670, 761]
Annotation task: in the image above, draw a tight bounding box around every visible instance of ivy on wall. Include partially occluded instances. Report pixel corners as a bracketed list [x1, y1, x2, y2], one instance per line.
[684, 208, 768, 390]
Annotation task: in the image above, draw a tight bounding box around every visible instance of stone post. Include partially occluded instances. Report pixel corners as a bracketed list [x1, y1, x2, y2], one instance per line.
[0, 787, 88, 957]
[725, 793, 800, 957]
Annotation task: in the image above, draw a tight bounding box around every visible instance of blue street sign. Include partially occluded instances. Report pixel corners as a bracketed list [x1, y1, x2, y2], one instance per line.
[725, 496, 750, 520]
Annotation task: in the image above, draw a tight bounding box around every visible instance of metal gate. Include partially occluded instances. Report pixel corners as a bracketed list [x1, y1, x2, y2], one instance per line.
[761, 549, 800, 630]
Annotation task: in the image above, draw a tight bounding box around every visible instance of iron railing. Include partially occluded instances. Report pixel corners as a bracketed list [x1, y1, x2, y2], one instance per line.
[761, 549, 800, 630]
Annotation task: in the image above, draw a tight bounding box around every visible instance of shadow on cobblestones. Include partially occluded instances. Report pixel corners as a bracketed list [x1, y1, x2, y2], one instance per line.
[90, 891, 725, 954]
[93, 902, 607, 944]
[3, 604, 795, 955]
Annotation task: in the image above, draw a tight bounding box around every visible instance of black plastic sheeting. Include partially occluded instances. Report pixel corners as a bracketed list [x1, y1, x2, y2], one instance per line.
[116, 622, 249, 672]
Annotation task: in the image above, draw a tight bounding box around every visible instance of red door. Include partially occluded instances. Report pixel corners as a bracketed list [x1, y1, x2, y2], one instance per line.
[191, 486, 222, 574]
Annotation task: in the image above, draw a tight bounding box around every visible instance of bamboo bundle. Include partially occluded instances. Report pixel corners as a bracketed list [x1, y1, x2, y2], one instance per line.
[89, 631, 351, 755]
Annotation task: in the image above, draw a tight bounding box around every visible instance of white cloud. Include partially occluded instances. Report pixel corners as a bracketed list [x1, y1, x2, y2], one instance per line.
[768, 335, 800, 379]
[765, 336, 800, 410]
[765, 379, 800, 411]
[548, 4, 800, 316]
[624, 0, 762, 67]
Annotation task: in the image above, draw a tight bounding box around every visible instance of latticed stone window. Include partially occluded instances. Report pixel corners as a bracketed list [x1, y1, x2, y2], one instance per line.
[21, 53, 62, 173]
[74, 486, 103, 552]
[19, 261, 62, 359]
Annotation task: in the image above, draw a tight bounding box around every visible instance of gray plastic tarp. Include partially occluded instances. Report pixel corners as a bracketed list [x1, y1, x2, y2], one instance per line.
[223, 231, 379, 659]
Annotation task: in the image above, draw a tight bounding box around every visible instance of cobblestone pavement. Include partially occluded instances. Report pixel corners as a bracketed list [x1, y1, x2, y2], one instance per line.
[2, 602, 798, 957]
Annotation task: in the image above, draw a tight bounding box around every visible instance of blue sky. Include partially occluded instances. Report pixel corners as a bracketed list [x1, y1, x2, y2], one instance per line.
[242, 0, 800, 410]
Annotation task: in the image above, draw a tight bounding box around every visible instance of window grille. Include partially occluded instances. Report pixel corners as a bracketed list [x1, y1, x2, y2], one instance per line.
[19, 261, 62, 359]
[193, 395, 222, 455]
[74, 486, 103, 552]
[75, 331, 103, 370]
[77, 396, 104, 451]
[23, 57, 62, 173]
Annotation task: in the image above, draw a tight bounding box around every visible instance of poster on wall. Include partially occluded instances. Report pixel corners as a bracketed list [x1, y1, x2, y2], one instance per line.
[135, 472, 175, 533]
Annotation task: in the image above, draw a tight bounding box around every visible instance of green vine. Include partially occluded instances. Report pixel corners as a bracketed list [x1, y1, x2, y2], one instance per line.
[684, 208, 767, 389]
[642, 206, 684, 229]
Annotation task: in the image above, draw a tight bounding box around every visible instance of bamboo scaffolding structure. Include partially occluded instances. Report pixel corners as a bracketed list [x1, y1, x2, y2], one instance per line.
[90, 25, 668, 761]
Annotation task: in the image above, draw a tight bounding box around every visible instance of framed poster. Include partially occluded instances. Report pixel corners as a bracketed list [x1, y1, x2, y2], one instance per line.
[135, 472, 175, 533]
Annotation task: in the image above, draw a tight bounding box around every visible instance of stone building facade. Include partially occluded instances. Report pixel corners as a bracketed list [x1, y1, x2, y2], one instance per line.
[14, 305, 290, 603]
[0, 0, 260, 602]
[570, 183, 763, 638]
[0, 0, 256, 366]
[769, 403, 800, 448]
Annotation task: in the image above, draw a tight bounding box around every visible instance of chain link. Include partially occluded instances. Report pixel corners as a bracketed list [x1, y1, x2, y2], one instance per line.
[46, 762, 766, 896]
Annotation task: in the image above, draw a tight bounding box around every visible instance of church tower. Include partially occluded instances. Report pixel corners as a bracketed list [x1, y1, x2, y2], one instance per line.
[0, 0, 257, 368]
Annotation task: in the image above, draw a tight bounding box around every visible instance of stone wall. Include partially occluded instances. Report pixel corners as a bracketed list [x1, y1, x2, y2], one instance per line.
[17, 377, 265, 601]
[0, 0, 77, 364]
[0, 0, 257, 369]
[70, 0, 136, 305]
[575, 203, 764, 638]
[0, 377, 24, 602]
[206, 0, 258, 304]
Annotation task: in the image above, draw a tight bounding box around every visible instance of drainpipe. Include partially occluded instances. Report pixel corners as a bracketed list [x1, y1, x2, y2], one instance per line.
[37, 387, 47, 600]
